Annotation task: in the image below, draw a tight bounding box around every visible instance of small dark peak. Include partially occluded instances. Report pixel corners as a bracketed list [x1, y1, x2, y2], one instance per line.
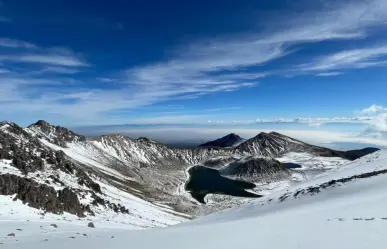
[32, 120, 52, 128]
[27, 120, 55, 133]
[228, 133, 239, 137]
[253, 132, 270, 139]
[225, 133, 241, 139]
[199, 133, 245, 148]
[137, 137, 151, 142]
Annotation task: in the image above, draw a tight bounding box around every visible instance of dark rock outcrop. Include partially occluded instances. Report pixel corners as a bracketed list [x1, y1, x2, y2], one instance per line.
[0, 174, 89, 217]
[0, 124, 45, 174]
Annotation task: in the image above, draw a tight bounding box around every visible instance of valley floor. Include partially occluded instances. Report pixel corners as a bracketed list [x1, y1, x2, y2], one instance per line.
[2, 150, 387, 249]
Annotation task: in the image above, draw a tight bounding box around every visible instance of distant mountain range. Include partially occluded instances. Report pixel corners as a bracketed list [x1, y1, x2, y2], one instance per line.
[0, 120, 379, 226]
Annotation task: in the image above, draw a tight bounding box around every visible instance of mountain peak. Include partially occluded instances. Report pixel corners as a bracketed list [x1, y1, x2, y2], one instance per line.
[236, 131, 307, 157]
[226, 133, 240, 138]
[252, 131, 292, 141]
[0, 120, 28, 136]
[254, 132, 269, 138]
[0, 120, 18, 128]
[31, 120, 52, 128]
[27, 120, 86, 147]
[199, 133, 245, 148]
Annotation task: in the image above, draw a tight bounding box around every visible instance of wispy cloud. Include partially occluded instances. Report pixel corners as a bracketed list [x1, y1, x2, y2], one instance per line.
[204, 116, 374, 126]
[0, 39, 89, 67]
[0, 54, 89, 67]
[299, 45, 387, 72]
[316, 72, 344, 77]
[205, 107, 241, 112]
[30, 66, 81, 75]
[97, 77, 116, 83]
[2, 1, 387, 125]
[0, 38, 37, 48]
[125, 0, 387, 109]
[0, 68, 12, 74]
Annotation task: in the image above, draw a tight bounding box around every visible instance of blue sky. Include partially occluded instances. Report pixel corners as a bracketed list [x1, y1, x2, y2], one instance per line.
[1, 0, 387, 146]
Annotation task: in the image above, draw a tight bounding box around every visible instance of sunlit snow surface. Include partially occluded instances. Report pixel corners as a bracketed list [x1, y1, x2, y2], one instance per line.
[2, 150, 387, 249]
[277, 152, 349, 170]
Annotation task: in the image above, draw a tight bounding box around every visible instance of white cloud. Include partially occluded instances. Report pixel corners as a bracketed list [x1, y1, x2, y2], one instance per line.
[97, 77, 116, 83]
[0, 68, 11, 74]
[316, 72, 344, 77]
[0, 38, 37, 48]
[30, 66, 80, 75]
[7, 54, 88, 67]
[0, 38, 88, 68]
[2, 1, 387, 125]
[361, 104, 387, 114]
[266, 0, 387, 43]
[205, 107, 241, 112]
[124, 0, 387, 111]
[358, 105, 387, 138]
[299, 45, 387, 72]
[202, 116, 373, 126]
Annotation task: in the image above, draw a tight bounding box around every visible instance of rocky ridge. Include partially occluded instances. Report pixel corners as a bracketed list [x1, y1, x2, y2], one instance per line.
[0, 120, 379, 220]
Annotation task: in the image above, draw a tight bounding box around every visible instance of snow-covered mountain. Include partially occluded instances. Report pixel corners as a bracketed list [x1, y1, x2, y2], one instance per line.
[198, 133, 246, 148]
[236, 131, 379, 159]
[3, 146, 386, 248]
[0, 121, 187, 228]
[0, 119, 379, 230]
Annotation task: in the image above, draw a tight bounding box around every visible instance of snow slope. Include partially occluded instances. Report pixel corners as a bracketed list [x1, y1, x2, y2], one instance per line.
[0, 121, 188, 232]
[3, 149, 387, 249]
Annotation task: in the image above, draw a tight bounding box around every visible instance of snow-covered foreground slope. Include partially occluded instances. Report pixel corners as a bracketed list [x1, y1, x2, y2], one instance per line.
[3, 149, 387, 249]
